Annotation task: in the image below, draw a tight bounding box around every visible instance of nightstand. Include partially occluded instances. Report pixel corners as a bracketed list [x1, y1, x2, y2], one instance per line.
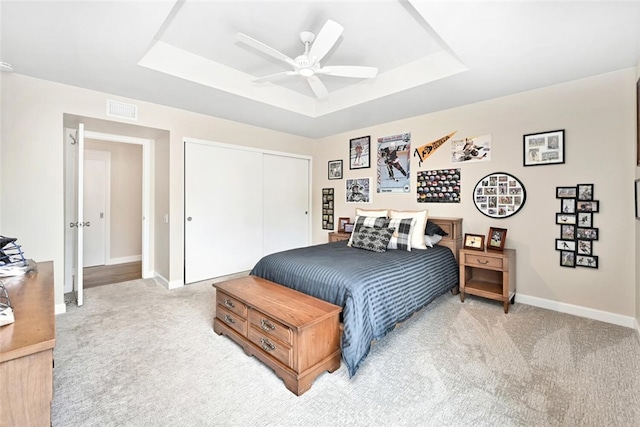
[459, 248, 516, 313]
[328, 232, 351, 242]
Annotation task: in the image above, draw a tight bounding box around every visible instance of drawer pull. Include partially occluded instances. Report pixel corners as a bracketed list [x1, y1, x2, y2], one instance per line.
[476, 259, 490, 265]
[260, 337, 276, 352]
[224, 314, 235, 324]
[223, 298, 235, 308]
[260, 318, 275, 331]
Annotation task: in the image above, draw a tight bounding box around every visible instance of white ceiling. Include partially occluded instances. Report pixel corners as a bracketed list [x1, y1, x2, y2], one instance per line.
[2, 0, 639, 139]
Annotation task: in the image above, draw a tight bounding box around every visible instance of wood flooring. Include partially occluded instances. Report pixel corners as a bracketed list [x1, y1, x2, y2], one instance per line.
[83, 261, 141, 288]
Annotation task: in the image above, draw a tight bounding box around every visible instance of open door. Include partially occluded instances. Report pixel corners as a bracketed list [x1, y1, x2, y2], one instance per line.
[71, 123, 85, 306]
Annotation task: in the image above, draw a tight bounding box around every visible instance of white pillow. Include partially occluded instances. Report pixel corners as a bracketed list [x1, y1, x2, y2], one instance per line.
[355, 208, 388, 218]
[424, 234, 443, 248]
[389, 209, 429, 249]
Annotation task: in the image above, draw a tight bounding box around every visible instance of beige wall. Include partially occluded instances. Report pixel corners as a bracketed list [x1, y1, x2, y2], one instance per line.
[1, 69, 637, 326]
[312, 68, 636, 322]
[85, 139, 142, 262]
[0, 73, 313, 310]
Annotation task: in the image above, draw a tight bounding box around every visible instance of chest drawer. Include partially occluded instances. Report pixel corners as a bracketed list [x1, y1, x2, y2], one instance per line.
[249, 309, 292, 345]
[464, 253, 503, 269]
[216, 306, 247, 337]
[217, 291, 247, 318]
[248, 327, 292, 368]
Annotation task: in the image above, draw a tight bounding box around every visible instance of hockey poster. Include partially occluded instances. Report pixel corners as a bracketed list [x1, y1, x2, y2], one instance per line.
[451, 135, 491, 163]
[377, 133, 411, 193]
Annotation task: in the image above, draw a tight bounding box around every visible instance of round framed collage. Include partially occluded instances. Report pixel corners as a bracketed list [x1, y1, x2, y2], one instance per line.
[473, 172, 526, 218]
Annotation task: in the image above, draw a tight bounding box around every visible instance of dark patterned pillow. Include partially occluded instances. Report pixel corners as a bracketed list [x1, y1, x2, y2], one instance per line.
[347, 215, 388, 247]
[350, 226, 395, 253]
[425, 220, 449, 236]
[383, 217, 415, 251]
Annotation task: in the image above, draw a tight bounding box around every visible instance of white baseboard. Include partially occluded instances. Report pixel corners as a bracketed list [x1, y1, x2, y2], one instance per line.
[153, 272, 184, 290]
[635, 318, 640, 337]
[55, 303, 67, 315]
[107, 255, 142, 265]
[516, 293, 636, 329]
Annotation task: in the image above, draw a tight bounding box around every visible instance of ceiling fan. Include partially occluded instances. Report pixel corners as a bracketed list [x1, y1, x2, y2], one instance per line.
[235, 19, 378, 99]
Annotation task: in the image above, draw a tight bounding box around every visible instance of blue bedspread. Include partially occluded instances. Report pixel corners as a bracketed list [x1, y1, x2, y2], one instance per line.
[249, 241, 459, 377]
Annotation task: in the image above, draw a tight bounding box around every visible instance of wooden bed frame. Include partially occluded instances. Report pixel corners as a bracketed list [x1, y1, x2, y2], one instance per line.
[428, 216, 463, 261]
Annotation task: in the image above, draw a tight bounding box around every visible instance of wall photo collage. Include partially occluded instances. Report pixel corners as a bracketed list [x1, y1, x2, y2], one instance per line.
[555, 184, 599, 268]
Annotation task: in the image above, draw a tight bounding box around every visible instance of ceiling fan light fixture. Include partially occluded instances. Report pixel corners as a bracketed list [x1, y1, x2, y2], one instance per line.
[299, 67, 314, 77]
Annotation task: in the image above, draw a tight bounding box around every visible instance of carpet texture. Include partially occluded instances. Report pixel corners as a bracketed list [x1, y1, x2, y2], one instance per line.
[52, 278, 640, 426]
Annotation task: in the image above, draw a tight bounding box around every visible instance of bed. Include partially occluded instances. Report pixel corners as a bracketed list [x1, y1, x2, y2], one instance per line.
[249, 216, 462, 377]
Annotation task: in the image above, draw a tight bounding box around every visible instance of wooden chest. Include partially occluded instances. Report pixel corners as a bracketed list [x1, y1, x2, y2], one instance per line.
[213, 275, 342, 395]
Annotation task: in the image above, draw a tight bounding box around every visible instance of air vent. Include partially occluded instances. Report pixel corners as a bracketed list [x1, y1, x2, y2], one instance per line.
[107, 100, 138, 120]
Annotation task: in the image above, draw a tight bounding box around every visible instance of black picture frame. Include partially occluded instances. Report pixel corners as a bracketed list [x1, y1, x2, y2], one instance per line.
[577, 239, 592, 255]
[576, 227, 599, 241]
[556, 239, 576, 251]
[577, 200, 599, 213]
[556, 186, 577, 198]
[349, 136, 371, 170]
[560, 198, 576, 213]
[472, 172, 526, 218]
[577, 212, 592, 227]
[328, 160, 343, 180]
[556, 213, 576, 225]
[560, 224, 575, 240]
[560, 250, 576, 268]
[577, 184, 594, 201]
[523, 129, 565, 166]
[576, 255, 598, 268]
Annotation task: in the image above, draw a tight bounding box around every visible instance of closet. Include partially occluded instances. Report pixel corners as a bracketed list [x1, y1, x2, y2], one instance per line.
[184, 140, 310, 283]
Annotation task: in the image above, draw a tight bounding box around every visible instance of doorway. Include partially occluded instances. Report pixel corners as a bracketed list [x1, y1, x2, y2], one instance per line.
[82, 142, 143, 287]
[63, 114, 164, 305]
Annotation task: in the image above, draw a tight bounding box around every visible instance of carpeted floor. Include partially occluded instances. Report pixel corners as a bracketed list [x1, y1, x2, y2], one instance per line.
[52, 278, 640, 426]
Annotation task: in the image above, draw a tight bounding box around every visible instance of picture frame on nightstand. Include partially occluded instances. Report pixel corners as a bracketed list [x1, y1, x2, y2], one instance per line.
[338, 217, 350, 233]
[463, 233, 485, 251]
[487, 227, 507, 251]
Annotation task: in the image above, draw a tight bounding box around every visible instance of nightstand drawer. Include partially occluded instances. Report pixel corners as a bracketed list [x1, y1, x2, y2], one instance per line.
[464, 254, 503, 269]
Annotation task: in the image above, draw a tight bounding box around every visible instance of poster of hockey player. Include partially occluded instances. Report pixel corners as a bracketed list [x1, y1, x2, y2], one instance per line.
[451, 135, 491, 163]
[377, 132, 410, 193]
[346, 178, 371, 203]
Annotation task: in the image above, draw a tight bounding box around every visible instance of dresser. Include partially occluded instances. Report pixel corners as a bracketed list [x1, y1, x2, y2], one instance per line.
[459, 248, 516, 313]
[0, 261, 55, 427]
[213, 275, 342, 395]
[328, 232, 351, 242]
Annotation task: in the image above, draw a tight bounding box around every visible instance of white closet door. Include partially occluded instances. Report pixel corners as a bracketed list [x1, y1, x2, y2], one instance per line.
[263, 154, 310, 256]
[185, 142, 263, 283]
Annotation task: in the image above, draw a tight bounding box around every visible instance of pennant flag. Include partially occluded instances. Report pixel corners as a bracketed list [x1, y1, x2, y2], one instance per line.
[413, 131, 457, 167]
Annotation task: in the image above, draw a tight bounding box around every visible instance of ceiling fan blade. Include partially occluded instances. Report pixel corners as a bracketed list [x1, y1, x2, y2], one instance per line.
[253, 71, 298, 83]
[309, 19, 343, 62]
[317, 66, 378, 79]
[307, 75, 329, 99]
[235, 33, 297, 68]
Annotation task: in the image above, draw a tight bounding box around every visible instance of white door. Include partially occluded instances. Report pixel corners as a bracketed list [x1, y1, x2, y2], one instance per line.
[73, 123, 85, 306]
[263, 154, 310, 255]
[83, 151, 109, 267]
[184, 142, 264, 283]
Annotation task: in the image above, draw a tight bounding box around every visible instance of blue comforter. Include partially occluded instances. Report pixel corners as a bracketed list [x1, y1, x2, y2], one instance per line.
[250, 241, 459, 376]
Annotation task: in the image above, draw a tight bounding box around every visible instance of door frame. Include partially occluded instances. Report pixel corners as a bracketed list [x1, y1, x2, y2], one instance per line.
[84, 131, 152, 278]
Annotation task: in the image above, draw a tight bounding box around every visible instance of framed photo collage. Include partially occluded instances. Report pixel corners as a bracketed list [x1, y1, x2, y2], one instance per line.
[555, 184, 599, 268]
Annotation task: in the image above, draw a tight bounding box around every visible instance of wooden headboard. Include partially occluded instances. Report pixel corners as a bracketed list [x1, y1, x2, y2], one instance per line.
[428, 217, 463, 261]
